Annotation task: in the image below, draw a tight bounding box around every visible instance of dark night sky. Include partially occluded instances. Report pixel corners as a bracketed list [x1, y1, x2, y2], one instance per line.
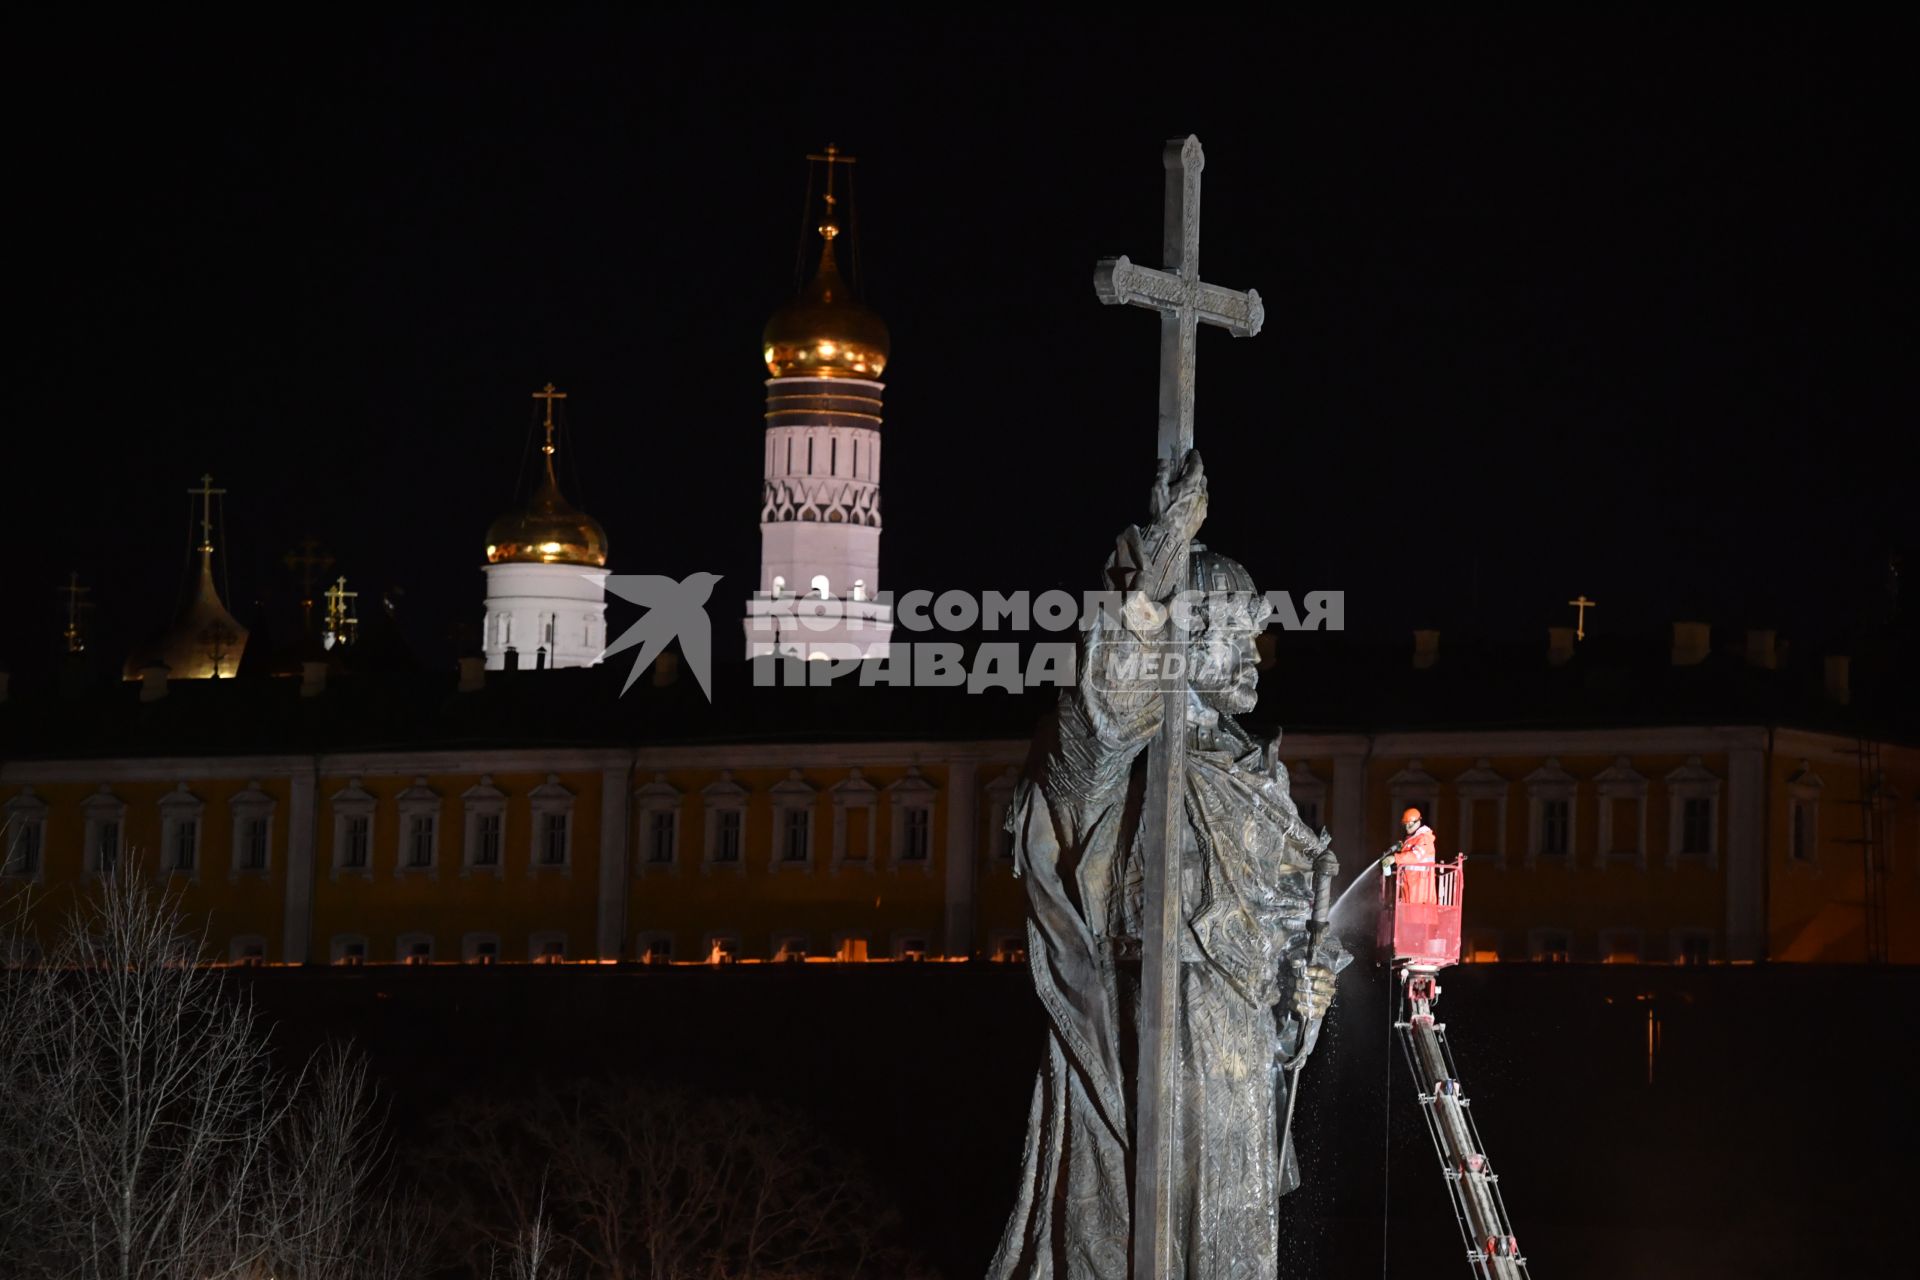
[9, 11, 1911, 679]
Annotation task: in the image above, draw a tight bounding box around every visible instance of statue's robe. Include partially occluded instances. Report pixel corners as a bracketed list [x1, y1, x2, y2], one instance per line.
[987, 611, 1350, 1280]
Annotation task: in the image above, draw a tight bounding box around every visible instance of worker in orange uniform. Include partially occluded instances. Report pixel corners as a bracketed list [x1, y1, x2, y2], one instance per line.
[1381, 807, 1438, 903]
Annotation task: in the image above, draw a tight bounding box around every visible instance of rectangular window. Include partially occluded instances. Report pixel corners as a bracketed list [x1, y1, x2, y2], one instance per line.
[647, 810, 676, 864]
[1678, 935, 1711, 966]
[406, 815, 434, 868]
[902, 807, 931, 861]
[1681, 798, 1712, 855]
[714, 809, 742, 863]
[781, 809, 809, 862]
[538, 938, 566, 964]
[539, 813, 568, 866]
[404, 940, 431, 965]
[241, 816, 269, 870]
[5, 824, 41, 875]
[642, 937, 672, 964]
[1534, 931, 1571, 964]
[171, 819, 198, 872]
[1609, 798, 1640, 855]
[1471, 799, 1500, 856]
[897, 937, 928, 962]
[472, 939, 498, 965]
[1539, 799, 1570, 858]
[342, 816, 369, 869]
[97, 821, 121, 873]
[336, 941, 366, 967]
[474, 813, 502, 867]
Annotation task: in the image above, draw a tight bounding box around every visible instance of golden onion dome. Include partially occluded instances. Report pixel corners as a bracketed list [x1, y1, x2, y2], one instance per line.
[485, 458, 609, 568]
[763, 234, 889, 380]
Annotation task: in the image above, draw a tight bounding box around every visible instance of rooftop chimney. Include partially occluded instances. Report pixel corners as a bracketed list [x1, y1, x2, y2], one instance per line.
[457, 656, 486, 693]
[1824, 654, 1850, 705]
[1547, 627, 1575, 667]
[503, 645, 520, 672]
[1412, 630, 1440, 670]
[1671, 621, 1711, 667]
[300, 661, 327, 698]
[1745, 629, 1778, 670]
[139, 661, 169, 702]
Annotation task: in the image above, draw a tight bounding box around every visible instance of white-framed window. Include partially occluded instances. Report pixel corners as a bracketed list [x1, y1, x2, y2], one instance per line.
[703, 932, 740, 965]
[1453, 759, 1508, 867]
[397, 932, 434, 965]
[1524, 759, 1577, 866]
[528, 776, 574, 873]
[1599, 928, 1644, 964]
[1786, 761, 1823, 867]
[633, 776, 682, 872]
[1665, 758, 1721, 867]
[462, 932, 501, 965]
[330, 934, 368, 966]
[3, 789, 48, 881]
[888, 766, 936, 868]
[1670, 929, 1713, 966]
[229, 782, 275, 876]
[462, 777, 507, 874]
[330, 780, 376, 877]
[985, 768, 1019, 866]
[770, 770, 816, 870]
[82, 786, 127, 877]
[702, 773, 748, 870]
[1527, 927, 1573, 964]
[159, 784, 205, 878]
[1387, 759, 1441, 851]
[1593, 757, 1649, 870]
[529, 931, 568, 964]
[396, 779, 440, 876]
[635, 931, 674, 965]
[1287, 761, 1327, 838]
[229, 935, 268, 967]
[893, 933, 930, 962]
[830, 769, 879, 869]
[771, 932, 809, 963]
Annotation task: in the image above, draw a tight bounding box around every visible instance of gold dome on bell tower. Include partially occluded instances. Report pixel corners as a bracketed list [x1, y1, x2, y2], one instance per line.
[762, 145, 890, 380]
[484, 384, 609, 568]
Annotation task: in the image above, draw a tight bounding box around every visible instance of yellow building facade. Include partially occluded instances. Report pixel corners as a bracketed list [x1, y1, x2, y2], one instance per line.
[5, 724, 1911, 966]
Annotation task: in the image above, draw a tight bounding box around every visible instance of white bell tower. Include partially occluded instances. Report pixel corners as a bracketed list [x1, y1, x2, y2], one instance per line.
[744, 145, 893, 660]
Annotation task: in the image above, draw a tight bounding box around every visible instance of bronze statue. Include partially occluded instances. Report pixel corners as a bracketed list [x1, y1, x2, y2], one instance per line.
[989, 452, 1347, 1280]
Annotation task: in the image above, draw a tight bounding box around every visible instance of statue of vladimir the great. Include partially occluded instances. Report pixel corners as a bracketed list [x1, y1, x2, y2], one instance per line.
[989, 452, 1347, 1280]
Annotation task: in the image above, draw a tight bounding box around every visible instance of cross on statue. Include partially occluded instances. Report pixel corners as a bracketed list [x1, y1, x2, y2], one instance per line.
[187, 473, 226, 552]
[1567, 594, 1597, 641]
[532, 382, 567, 454]
[1092, 134, 1264, 1279]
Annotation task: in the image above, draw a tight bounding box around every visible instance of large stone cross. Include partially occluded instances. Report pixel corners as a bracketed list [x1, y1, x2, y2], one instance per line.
[1091, 134, 1264, 1279]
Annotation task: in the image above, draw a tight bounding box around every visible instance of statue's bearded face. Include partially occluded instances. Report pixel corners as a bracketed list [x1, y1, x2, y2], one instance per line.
[1190, 592, 1269, 713]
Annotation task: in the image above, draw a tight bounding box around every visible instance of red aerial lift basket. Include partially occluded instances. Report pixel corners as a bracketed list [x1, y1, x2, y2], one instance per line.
[1379, 856, 1465, 968]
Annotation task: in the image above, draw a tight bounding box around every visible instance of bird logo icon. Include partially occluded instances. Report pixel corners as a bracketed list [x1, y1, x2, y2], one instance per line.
[601, 572, 724, 701]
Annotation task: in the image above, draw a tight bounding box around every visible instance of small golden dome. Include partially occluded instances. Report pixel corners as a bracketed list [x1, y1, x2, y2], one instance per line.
[763, 237, 889, 380]
[485, 464, 608, 567]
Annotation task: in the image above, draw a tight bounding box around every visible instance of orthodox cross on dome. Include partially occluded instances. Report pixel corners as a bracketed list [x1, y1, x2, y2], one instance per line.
[187, 473, 226, 553]
[804, 143, 857, 240]
[532, 382, 568, 455]
[58, 570, 92, 653]
[283, 535, 335, 632]
[324, 576, 358, 649]
[1091, 134, 1264, 1279]
[1567, 594, 1597, 641]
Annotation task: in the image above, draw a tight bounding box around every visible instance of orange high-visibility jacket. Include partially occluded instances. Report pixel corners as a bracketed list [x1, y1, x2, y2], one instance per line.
[1396, 825, 1438, 903]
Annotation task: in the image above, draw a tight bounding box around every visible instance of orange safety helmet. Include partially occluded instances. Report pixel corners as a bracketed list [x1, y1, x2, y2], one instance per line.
[1400, 807, 1424, 825]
